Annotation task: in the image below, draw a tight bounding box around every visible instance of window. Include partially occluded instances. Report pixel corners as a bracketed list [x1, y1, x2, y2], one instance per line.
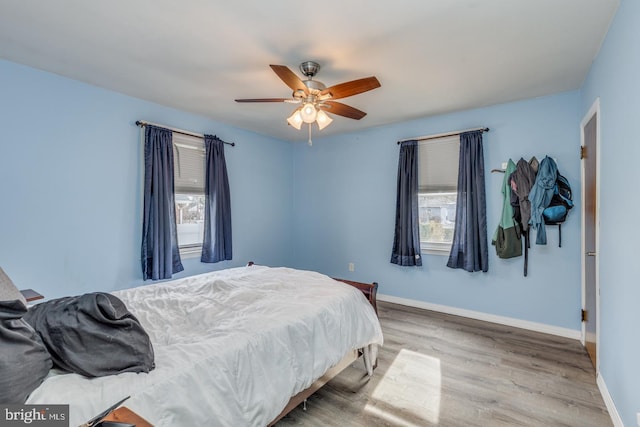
[173, 133, 205, 254]
[417, 135, 459, 253]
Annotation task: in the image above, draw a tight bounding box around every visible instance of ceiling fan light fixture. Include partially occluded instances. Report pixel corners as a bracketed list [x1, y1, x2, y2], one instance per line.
[300, 103, 318, 123]
[316, 109, 333, 130]
[287, 109, 303, 130]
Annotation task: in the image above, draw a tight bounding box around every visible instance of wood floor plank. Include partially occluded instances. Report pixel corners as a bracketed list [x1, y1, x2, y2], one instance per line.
[276, 301, 611, 427]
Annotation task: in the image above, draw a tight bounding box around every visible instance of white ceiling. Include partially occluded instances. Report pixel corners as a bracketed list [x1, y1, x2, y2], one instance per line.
[0, 0, 618, 141]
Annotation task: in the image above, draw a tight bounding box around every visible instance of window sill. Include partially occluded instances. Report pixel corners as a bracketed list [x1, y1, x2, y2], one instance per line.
[179, 246, 202, 259]
[421, 245, 451, 256]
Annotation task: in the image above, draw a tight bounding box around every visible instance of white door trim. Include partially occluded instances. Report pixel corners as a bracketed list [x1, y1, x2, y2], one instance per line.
[580, 97, 601, 374]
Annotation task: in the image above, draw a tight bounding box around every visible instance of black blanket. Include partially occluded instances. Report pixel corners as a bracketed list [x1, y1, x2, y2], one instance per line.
[24, 292, 155, 378]
[0, 300, 52, 403]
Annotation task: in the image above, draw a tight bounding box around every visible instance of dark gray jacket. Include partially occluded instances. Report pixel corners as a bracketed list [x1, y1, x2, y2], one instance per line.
[510, 157, 537, 231]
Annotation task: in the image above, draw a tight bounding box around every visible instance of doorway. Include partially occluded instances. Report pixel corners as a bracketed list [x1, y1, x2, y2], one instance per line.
[581, 98, 599, 370]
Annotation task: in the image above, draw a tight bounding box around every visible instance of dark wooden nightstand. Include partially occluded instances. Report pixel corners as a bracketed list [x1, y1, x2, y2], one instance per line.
[333, 278, 378, 316]
[20, 289, 44, 303]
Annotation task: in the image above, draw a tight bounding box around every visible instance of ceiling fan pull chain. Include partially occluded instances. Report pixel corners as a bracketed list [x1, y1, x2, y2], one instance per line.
[308, 123, 313, 146]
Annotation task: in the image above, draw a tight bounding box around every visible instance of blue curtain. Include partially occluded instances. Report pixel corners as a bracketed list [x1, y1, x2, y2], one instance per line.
[390, 140, 422, 267]
[141, 125, 184, 280]
[201, 135, 232, 263]
[447, 130, 488, 272]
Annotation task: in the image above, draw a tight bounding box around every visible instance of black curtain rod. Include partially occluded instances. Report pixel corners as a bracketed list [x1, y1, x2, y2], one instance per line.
[136, 120, 235, 146]
[397, 127, 490, 144]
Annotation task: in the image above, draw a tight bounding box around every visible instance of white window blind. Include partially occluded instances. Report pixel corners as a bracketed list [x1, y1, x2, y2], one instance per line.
[418, 135, 460, 192]
[173, 133, 205, 194]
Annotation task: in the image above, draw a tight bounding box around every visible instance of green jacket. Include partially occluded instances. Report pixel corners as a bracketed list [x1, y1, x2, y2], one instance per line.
[492, 159, 522, 258]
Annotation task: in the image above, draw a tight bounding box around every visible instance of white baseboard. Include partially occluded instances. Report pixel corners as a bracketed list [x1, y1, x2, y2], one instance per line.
[377, 293, 581, 340]
[597, 374, 624, 427]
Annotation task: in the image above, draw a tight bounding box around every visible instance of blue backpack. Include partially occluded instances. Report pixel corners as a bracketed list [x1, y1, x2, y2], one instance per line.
[543, 173, 573, 245]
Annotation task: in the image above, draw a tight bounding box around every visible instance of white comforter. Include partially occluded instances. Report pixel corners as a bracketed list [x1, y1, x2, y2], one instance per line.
[27, 266, 383, 426]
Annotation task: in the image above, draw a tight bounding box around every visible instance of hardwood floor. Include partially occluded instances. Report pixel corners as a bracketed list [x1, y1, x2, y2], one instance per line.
[276, 301, 611, 427]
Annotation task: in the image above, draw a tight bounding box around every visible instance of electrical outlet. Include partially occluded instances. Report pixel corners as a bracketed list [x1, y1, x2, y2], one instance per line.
[348, 262, 355, 272]
[636, 411, 640, 426]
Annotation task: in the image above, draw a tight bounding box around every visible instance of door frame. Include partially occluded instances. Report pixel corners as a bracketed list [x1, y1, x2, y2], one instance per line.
[580, 97, 601, 373]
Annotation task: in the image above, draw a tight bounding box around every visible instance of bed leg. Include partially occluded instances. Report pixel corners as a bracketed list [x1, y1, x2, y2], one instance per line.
[303, 399, 307, 411]
[362, 345, 378, 376]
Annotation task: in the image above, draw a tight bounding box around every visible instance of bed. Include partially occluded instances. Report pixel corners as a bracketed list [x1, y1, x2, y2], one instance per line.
[25, 265, 383, 426]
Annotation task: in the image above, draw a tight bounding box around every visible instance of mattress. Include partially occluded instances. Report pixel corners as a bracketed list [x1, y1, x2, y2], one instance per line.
[26, 266, 384, 426]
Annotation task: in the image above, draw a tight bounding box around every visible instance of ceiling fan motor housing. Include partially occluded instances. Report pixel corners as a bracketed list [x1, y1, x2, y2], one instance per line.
[303, 79, 326, 94]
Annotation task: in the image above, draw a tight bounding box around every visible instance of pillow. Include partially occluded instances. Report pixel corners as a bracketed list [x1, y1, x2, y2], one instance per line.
[23, 292, 155, 378]
[0, 267, 52, 404]
[0, 267, 27, 309]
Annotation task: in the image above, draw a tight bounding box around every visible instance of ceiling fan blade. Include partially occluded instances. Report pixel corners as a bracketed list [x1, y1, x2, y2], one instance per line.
[320, 76, 381, 100]
[321, 101, 367, 120]
[270, 65, 309, 94]
[235, 98, 291, 103]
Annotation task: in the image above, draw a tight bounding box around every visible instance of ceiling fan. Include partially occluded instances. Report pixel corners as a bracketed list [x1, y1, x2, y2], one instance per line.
[235, 61, 381, 133]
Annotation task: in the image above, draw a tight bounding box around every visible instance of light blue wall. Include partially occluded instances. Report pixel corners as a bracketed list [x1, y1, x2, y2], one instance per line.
[581, 0, 640, 424]
[292, 91, 582, 330]
[0, 59, 293, 299]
